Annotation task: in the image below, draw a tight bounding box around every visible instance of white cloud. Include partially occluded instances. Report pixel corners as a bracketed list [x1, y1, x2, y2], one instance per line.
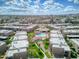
[6, 0, 17, 5]
[0, 0, 78, 15]
[68, 0, 73, 2]
[64, 6, 76, 11]
[5, 0, 30, 7]
[42, 0, 64, 13]
[68, 0, 79, 4]
[74, 0, 79, 4]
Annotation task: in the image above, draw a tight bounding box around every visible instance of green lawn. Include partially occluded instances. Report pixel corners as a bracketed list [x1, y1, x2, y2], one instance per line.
[28, 43, 44, 58]
[5, 36, 14, 45]
[43, 39, 49, 49]
[27, 32, 52, 58]
[27, 32, 44, 58]
[42, 39, 53, 58]
[65, 38, 77, 58]
[27, 32, 35, 42]
[45, 51, 52, 58]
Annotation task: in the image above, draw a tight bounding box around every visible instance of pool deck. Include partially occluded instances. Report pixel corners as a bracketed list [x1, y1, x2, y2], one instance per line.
[33, 32, 49, 40]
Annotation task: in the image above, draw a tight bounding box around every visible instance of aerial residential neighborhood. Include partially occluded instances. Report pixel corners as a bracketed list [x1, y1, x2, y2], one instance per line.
[0, 0, 79, 59]
[0, 15, 79, 59]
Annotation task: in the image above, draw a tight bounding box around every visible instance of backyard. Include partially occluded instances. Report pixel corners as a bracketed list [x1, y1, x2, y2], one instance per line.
[65, 36, 77, 58]
[28, 43, 44, 58]
[27, 31, 52, 58]
[0, 33, 15, 59]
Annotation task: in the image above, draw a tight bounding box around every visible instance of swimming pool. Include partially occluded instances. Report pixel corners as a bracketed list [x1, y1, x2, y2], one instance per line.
[36, 33, 46, 37]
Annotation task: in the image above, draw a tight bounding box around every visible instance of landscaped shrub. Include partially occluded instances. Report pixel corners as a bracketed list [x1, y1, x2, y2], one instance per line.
[71, 49, 77, 58]
[5, 36, 13, 45]
[44, 39, 49, 49]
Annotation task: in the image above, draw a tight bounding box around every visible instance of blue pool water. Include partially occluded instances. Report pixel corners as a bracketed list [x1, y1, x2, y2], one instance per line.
[36, 33, 46, 37]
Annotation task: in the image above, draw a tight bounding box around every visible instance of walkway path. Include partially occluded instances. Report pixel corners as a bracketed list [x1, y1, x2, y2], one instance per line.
[35, 43, 48, 59]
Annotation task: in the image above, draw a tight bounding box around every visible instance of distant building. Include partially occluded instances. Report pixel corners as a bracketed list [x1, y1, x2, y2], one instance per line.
[0, 24, 37, 31]
[0, 36, 8, 40]
[0, 30, 13, 36]
[0, 29, 14, 40]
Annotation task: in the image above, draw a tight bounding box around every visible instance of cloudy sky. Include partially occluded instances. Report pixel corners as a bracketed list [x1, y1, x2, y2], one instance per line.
[0, 0, 79, 15]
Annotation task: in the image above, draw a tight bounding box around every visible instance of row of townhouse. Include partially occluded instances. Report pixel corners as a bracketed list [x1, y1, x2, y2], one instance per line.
[50, 30, 70, 59]
[6, 31, 29, 59]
